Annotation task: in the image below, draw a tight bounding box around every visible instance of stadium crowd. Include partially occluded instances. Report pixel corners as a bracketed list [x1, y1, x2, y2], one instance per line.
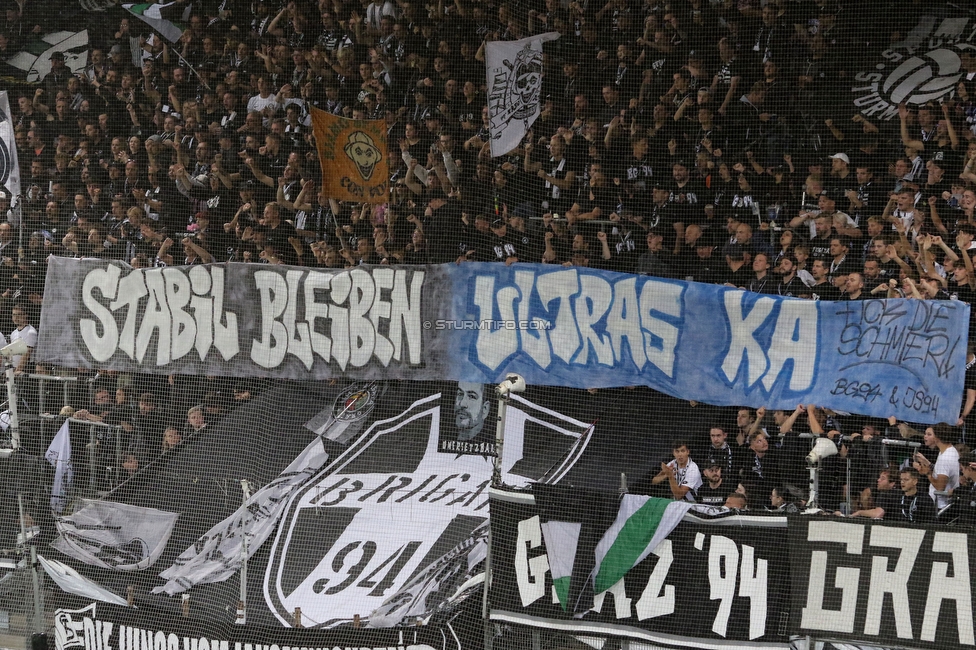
[2, 0, 976, 524]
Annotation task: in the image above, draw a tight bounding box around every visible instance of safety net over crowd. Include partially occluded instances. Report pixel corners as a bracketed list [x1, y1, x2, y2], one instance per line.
[2, 1, 976, 650]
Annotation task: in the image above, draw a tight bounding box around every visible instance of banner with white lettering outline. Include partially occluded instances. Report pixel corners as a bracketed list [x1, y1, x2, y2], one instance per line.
[789, 518, 976, 650]
[52, 602, 463, 650]
[487, 488, 792, 650]
[38, 258, 969, 424]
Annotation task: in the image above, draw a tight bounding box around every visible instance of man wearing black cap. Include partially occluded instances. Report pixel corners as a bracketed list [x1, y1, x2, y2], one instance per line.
[697, 461, 729, 506]
[685, 231, 726, 284]
[43, 51, 71, 98]
[487, 218, 521, 265]
[636, 231, 671, 277]
[817, 187, 859, 239]
[647, 182, 674, 240]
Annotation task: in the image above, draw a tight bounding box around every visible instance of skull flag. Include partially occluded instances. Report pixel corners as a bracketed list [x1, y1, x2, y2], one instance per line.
[311, 108, 390, 204]
[486, 32, 560, 158]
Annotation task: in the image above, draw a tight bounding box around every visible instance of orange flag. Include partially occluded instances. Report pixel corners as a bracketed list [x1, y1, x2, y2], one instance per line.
[310, 107, 390, 203]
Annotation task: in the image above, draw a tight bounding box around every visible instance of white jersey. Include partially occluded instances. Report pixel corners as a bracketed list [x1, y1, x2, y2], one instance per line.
[930, 445, 960, 510]
[668, 459, 702, 501]
[246, 93, 279, 115]
[10, 324, 37, 370]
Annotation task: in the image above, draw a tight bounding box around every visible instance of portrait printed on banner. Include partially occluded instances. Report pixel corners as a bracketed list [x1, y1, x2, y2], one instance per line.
[438, 381, 497, 456]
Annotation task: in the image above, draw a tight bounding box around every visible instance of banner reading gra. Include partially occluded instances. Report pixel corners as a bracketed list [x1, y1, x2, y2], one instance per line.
[790, 518, 976, 650]
[38, 259, 969, 424]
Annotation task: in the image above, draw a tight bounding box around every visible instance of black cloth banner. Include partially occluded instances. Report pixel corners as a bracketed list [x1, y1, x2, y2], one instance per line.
[52, 602, 463, 650]
[789, 517, 976, 649]
[488, 489, 792, 650]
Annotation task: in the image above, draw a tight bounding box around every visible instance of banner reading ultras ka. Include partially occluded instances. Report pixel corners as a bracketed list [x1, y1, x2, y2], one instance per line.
[39, 258, 969, 423]
[790, 518, 975, 649]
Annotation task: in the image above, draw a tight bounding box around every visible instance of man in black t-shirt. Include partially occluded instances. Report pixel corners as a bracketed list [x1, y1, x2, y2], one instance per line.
[647, 183, 676, 247]
[605, 211, 645, 273]
[487, 219, 522, 264]
[670, 160, 708, 226]
[956, 453, 976, 528]
[847, 467, 900, 519]
[617, 135, 654, 214]
[685, 237, 727, 285]
[808, 259, 841, 301]
[425, 196, 466, 264]
[960, 345, 976, 433]
[892, 468, 937, 525]
[697, 462, 729, 506]
[862, 256, 886, 292]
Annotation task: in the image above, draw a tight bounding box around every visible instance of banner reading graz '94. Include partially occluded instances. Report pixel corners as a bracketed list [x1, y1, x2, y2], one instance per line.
[38, 258, 969, 424]
[488, 489, 791, 650]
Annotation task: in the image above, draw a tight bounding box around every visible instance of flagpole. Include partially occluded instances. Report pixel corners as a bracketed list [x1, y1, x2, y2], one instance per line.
[169, 46, 212, 93]
[237, 478, 252, 625]
[1, 340, 22, 453]
[20, 493, 44, 635]
[482, 374, 525, 650]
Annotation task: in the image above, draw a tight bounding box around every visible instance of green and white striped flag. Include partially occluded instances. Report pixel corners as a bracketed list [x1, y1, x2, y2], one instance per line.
[539, 520, 580, 610]
[592, 495, 693, 595]
[533, 484, 619, 614]
[123, 2, 188, 44]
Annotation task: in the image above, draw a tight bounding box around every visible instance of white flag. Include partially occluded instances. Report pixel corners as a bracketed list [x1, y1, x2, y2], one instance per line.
[52, 499, 179, 571]
[0, 91, 22, 208]
[152, 437, 329, 595]
[38, 556, 130, 607]
[46, 420, 73, 513]
[486, 32, 559, 157]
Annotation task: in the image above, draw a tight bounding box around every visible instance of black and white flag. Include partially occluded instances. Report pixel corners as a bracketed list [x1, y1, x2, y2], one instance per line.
[486, 33, 559, 157]
[52, 499, 179, 571]
[46, 420, 73, 514]
[4, 30, 89, 83]
[0, 92, 21, 207]
[153, 437, 329, 595]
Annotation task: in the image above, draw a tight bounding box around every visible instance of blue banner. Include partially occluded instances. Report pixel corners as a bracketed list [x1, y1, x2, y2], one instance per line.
[443, 265, 968, 424]
[38, 260, 969, 424]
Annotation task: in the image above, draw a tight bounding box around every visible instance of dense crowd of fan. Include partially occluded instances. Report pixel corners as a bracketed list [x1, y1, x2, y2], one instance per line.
[0, 0, 972, 290]
[2, 0, 976, 523]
